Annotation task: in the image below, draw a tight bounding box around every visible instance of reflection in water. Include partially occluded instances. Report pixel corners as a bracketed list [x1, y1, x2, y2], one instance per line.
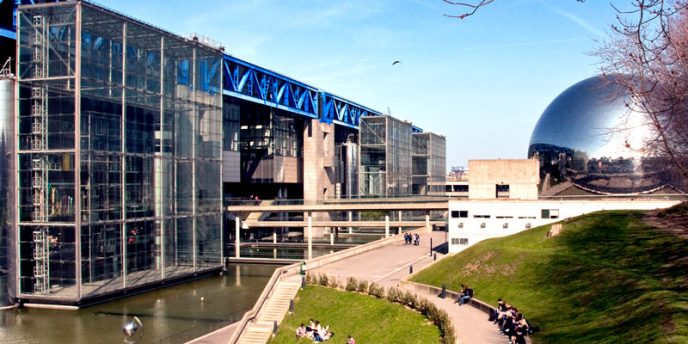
[0, 264, 277, 344]
[0, 275, 7, 307]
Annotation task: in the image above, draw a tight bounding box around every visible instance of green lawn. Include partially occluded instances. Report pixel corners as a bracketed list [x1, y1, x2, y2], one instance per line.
[268, 285, 441, 344]
[412, 210, 688, 344]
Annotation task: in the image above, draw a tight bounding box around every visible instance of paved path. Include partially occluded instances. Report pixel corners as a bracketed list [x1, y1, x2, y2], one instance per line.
[310, 231, 506, 344]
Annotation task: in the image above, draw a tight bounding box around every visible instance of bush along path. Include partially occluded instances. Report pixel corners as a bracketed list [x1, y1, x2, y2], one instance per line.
[268, 274, 455, 344]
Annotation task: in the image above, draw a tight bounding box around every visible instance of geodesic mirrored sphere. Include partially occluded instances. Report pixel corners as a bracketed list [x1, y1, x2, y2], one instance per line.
[528, 75, 677, 195]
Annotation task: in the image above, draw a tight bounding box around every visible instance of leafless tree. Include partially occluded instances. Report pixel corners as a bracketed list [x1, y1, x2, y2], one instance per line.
[597, 0, 688, 181]
[443, 0, 584, 20]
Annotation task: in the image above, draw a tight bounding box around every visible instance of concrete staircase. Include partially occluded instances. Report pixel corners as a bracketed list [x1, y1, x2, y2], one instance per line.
[237, 276, 302, 344]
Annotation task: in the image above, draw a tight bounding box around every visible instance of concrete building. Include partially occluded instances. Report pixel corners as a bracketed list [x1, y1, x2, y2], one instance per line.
[467, 159, 539, 200]
[447, 198, 681, 253]
[0, 1, 445, 306]
[446, 159, 682, 253]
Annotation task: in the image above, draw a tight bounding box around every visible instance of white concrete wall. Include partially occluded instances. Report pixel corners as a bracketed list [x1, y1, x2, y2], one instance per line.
[447, 199, 681, 254]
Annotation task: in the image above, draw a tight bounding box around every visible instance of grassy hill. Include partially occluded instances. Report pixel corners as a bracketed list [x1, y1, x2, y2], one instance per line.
[269, 285, 441, 344]
[412, 210, 688, 343]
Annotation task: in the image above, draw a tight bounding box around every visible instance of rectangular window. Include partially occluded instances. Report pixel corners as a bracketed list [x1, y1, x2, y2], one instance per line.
[451, 238, 469, 245]
[451, 210, 469, 218]
[473, 215, 490, 219]
[550, 209, 559, 219]
[496, 215, 513, 219]
[541, 209, 559, 219]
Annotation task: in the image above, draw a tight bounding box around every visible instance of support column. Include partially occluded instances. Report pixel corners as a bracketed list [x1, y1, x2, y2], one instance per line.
[398, 211, 402, 234]
[273, 229, 277, 244]
[74, 2, 82, 300]
[234, 217, 240, 258]
[330, 232, 334, 245]
[120, 21, 128, 289]
[385, 215, 389, 238]
[425, 214, 430, 230]
[348, 211, 353, 234]
[307, 212, 313, 260]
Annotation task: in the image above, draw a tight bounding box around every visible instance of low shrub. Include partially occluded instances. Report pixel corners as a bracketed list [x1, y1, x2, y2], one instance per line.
[305, 272, 316, 285]
[346, 277, 358, 291]
[327, 276, 340, 289]
[368, 282, 385, 298]
[318, 274, 329, 287]
[386, 286, 402, 303]
[400, 290, 418, 308]
[357, 280, 369, 294]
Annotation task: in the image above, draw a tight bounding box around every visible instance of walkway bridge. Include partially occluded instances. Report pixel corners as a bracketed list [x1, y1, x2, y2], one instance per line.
[225, 197, 449, 260]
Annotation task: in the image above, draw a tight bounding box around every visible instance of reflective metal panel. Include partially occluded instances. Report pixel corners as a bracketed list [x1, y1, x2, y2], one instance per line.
[528, 75, 674, 194]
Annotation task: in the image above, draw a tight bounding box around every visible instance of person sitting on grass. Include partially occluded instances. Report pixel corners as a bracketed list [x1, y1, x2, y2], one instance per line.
[346, 335, 356, 344]
[295, 323, 307, 339]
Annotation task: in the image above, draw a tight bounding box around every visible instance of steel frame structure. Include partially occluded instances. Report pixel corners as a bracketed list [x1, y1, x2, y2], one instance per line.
[223, 55, 318, 120]
[320, 92, 381, 129]
[5, 0, 424, 133]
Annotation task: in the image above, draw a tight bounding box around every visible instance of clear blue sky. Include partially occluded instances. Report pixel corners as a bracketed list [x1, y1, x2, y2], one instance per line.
[95, 0, 621, 169]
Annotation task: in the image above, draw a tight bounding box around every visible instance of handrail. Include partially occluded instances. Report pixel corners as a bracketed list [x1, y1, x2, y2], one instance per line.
[226, 262, 299, 344]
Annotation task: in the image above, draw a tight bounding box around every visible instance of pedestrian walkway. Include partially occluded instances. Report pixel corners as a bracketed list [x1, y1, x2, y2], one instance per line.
[191, 230, 515, 344]
[310, 231, 505, 344]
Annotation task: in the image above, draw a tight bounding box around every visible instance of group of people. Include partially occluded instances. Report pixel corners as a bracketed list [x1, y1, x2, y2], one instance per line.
[403, 232, 421, 246]
[488, 299, 532, 344]
[295, 319, 341, 342]
[456, 284, 474, 305]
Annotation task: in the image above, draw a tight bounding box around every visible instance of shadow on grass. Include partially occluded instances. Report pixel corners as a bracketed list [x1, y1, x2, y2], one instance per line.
[530, 212, 688, 343]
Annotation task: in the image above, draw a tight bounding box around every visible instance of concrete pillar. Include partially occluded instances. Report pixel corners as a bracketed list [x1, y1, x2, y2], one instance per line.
[385, 215, 390, 238]
[273, 230, 277, 244]
[348, 211, 353, 234]
[425, 214, 430, 230]
[307, 212, 313, 260]
[330, 232, 334, 245]
[235, 217, 240, 258]
[398, 211, 402, 234]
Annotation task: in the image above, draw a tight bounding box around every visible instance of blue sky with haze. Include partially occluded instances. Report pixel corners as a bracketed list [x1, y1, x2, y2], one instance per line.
[95, 0, 621, 169]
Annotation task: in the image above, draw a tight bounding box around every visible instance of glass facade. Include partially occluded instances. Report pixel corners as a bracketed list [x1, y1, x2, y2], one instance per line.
[359, 115, 412, 197]
[412, 133, 446, 195]
[15, 2, 223, 301]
